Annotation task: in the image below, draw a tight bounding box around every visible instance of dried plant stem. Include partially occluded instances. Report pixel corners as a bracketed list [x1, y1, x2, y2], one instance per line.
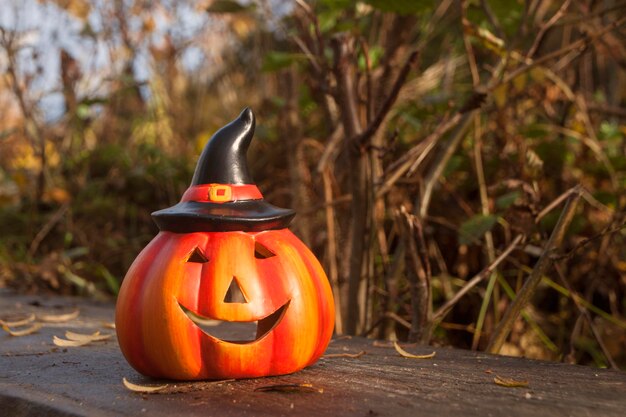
[462, 19, 499, 348]
[493, 15, 626, 92]
[471, 121, 499, 350]
[28, 202, 70, 257]
[554, 264, 619, 369]
[432, 234, 524, 324]
[354, 50, 419, 145]
[526, 0, 572, 58]
[281, 69, 313, 247]
[487, 187, 583, 354]
[322, 168, 343, 335]
[535, 185, 607, 224]
[385, 311, 411, 330]
[332, 34, 367, 335]
[398, 207, 432, 343]
[419, 111, 475, 218]
[377, 112, 460, 199]
[381, 241, 405, 339]
[555, 3, 626, 28]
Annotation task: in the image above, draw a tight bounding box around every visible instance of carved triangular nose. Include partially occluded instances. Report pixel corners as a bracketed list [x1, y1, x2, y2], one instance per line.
[224, 277, 247, 303]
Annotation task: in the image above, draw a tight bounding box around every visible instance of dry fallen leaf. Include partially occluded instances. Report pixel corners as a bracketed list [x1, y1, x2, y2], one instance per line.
[38, 309, 80, 323]
[53, 335, 92, 347]
[123, 377, 168, 393]
[65, 330, 112, 342]
[1, 323, 42, 337]
[494, 375, 529, 388]
[0, 313, 36, 327]
[254, 383, 322, 393]
[324, 350, 366, 359]
[393, 341, 436, 359]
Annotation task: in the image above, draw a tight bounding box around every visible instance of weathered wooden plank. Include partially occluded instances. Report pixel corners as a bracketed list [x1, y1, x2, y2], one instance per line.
[1, 290, 624, 417]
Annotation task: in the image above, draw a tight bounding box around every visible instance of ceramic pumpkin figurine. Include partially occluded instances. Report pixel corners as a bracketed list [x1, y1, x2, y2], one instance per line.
[116, 108, 334, 380]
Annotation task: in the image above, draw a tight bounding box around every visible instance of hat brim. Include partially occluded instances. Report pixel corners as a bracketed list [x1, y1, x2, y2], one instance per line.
[152, 200, 295, 233]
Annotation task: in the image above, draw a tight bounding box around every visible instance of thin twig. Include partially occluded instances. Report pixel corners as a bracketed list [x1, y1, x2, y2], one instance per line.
[553, 222, 626, 262]
[492, 15, 626, 92]
[432, 234, 525, 323]
[418, 110, 476, 218]
[331, 33, 367, 335]
[462, 11, 499, 349]
[554, 3, 626, 27]
[487, 187, 583, 354]
[291, 35, 322, 73]
[385, 311, 412, 330]
[357, 37, 374, 124]
[376, 112, 459, 199]
[554, 264, 619, 369]
[479, 0, 506, 42]
[355, 50, 419, 146]
[535, 186, 579, 223]
[294, 0, 325, 58]
[398, 207, 432, 343]
[322, 167, 343, 335]
[471, 120, 499, 350]
[28, 202, 70, 257]
[526, 0, 572, 58]
[300, 194, 352, 216]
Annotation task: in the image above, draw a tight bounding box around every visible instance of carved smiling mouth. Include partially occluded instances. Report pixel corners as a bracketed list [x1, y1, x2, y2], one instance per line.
[178, 301, 290, 344]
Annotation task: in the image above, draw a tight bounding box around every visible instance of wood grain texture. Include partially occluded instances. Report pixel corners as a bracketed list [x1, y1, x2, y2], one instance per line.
[1, 291, 625, 417]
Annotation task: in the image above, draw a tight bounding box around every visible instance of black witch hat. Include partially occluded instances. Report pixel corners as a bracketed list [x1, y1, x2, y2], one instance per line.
[152, 108, 295, 233]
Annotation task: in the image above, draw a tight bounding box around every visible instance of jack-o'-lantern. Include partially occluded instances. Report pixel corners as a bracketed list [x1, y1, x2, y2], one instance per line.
[115, 108, 334, 380]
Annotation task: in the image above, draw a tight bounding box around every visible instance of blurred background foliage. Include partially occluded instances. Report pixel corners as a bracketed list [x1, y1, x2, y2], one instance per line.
[1, 0, 625, 368]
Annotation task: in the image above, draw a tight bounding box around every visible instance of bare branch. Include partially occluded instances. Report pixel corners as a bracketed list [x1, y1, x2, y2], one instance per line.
[554, 264, 619, 369]
[432, 234, 525, 323]
[487, 187, 583, 354]
[355, 49, 419, 146]
[526, 0, 572, 58]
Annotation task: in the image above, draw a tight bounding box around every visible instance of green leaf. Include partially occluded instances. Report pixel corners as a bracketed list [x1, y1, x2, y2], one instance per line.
[443, 155, 464, 178]
[261, 52, 306, 72]
[364, 0, 434, 14]
[96, 264, 120, 295]
[318, 0, 353, 11]
[358, 45, 384, 71]
[206, 0, 254, 14]
[522, 124, 548, 139]
[459, 214, 498, 245]
[63, 247, 89, 260]
[482, 0, 524, 38]
[495, 191, 521, 209]
[599, 121, 620, 140]
[76, 104, 91, 120]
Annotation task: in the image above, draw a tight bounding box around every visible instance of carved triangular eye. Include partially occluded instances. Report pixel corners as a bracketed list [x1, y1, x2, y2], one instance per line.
[254, 241, 276, 259]
[224, 277, 247, 303]
[187, 247, 208, 263]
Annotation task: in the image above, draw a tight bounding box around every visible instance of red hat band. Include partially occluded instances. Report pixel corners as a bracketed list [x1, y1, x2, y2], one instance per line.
[181, 184, 263, 204]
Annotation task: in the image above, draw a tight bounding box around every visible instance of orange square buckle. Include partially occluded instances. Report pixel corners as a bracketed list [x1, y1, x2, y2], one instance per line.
[208, 185, 232, 202]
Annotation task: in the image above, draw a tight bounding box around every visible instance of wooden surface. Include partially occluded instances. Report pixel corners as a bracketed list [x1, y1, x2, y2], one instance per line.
[1, 289, 625, 417]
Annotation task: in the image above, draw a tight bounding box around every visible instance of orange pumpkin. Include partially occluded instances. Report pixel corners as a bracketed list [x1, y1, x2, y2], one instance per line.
[115, 109, 334, 380]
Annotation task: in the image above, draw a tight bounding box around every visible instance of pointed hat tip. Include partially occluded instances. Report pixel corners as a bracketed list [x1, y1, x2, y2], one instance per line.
[239, 107, 254, 125]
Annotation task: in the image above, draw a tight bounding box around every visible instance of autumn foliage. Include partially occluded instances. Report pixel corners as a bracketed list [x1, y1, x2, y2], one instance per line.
[1, 1, 625, 368]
